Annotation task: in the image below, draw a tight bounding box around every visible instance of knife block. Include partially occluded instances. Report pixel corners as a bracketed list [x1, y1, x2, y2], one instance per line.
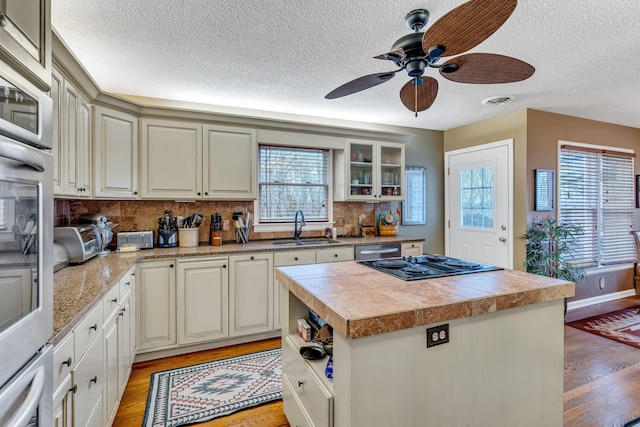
[210, 230, 222, 246]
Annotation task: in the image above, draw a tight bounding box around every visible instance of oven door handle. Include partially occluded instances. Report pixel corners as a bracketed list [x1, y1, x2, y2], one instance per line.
[359, 248, 400, 255]
[0, 138, 46, 172]
[6, 366, 45, 427]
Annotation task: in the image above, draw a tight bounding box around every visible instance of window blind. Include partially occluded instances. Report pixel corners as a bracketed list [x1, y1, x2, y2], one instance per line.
[559, 146, 635, 267]
[258, 145, 329, 222]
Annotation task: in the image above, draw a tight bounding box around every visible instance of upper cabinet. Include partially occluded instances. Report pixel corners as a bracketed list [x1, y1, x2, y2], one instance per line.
[203, 125, 256, 200]
[51, 65, 92, 197]
[0, 0, 51, 89]
[335, 139, 405, 201]
[93, 106, 139, 198]
[140, 118, 257, 200]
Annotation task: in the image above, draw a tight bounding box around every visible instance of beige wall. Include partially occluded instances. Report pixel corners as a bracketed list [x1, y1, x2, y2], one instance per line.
[443, 110, 528, 270]
[444, 108, 640, 300]
[526, 109, 640, 300]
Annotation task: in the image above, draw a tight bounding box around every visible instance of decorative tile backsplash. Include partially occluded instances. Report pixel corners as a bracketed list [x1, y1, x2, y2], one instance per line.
[54, 199, 391, 244]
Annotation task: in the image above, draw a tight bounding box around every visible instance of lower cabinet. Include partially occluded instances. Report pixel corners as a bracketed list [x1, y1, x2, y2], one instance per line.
[177, 257, 229, 345]
[52, 266, 136, 427]
[137, 259, 177, 352]
[401, 241, 423, 257]
[229, 253, 274, 337]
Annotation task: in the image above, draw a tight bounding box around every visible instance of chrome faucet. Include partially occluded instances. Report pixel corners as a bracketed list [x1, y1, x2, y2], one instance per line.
[294, 210, 305, 240]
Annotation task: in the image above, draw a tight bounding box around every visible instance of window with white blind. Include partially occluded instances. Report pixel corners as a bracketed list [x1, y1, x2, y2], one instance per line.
[558, 143, 635, 267]
[258, 145, 330, 223]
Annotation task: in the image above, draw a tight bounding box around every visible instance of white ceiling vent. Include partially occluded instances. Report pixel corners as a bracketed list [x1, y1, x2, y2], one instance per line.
[482, 96, 514, 106]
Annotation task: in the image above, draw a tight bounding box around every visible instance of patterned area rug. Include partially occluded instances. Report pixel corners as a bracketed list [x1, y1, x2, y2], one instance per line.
[143, 348, 282, 427]
[567, 306, 640, 349]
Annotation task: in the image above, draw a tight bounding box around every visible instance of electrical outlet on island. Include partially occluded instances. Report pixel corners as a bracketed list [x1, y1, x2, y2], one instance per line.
[426, 324, 449, 348]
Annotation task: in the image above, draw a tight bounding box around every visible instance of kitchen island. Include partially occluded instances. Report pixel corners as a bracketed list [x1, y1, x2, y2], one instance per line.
[276, 261, 574, 427]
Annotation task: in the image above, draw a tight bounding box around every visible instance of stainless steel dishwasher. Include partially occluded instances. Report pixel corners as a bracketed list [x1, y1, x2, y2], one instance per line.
[355, 242, 402, 260]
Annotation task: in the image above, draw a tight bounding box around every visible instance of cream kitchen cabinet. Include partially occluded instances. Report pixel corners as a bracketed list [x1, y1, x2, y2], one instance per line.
[136, 259, 176, 352]
[0, 0, 51, 89]
[203, 124, 257, 199]
[177, 257, 229, 345]
[229, 253, 274, 337]
[51, 65, 92, 197]
[401, 241, 423, 257]
[336, 139, 404, 201]
[52, 333, 74, 427]
[93, 105, 139, 198]
[140, 118, 257, 200]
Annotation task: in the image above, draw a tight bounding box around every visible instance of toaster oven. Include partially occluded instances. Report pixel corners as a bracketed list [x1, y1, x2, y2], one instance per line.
[54, 225, 101, 264]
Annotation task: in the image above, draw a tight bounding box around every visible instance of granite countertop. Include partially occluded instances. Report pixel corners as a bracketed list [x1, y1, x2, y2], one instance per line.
[275, 261, 575, 340]
[51, 236, 422, 344]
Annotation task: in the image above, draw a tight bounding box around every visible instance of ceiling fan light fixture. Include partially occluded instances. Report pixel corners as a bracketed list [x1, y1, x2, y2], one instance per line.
[440, 63, 459, 73]
[406, 60, 425, 77]
[482, 95, 514, 106]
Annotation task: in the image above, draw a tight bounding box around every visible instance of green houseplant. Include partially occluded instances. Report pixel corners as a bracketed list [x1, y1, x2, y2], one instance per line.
[522, 216, 586, 285]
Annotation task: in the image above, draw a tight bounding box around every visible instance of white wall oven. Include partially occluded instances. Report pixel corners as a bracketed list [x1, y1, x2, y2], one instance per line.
[0, 65, 53, 426]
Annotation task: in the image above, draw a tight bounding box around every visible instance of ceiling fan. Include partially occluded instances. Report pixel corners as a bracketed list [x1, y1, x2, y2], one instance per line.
[325, 0, 535, 116]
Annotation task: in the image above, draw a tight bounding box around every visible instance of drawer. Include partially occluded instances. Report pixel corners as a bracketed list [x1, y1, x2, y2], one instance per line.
[103, 283, 121, 320]
[274, 250, 316, 267]
[73, 328, 105, 427]
[282, 374, 314, 427]
[53, 332, 74, 391]
[316, 247, 354, 263]
[283, 337, 333, 427]
[74, 300, 104, 363]
[119, 269, 134, 300]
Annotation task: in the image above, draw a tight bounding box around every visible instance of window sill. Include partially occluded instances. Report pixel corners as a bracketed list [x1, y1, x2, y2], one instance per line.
[584, 263, 635, 275]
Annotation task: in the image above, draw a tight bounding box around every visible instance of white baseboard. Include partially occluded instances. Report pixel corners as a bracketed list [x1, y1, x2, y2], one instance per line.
[566, 289, 637, 311]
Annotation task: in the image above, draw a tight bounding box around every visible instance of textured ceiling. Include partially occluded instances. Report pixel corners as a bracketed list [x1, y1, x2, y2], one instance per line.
[51, 0, 640, 131]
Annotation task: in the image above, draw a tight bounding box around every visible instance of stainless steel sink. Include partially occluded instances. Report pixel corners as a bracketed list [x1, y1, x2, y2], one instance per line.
[271, 239, 340, 246]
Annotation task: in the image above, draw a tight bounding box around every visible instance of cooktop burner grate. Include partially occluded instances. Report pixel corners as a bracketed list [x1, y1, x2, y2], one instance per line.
[358, 255, 502, 281]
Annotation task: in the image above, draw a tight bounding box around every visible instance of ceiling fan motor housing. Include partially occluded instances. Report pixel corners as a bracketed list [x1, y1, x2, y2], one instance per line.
[405, 9, 429, 31]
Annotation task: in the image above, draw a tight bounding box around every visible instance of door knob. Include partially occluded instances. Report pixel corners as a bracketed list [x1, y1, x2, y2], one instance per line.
[499, 236, 507, 242]
[501, 225, 507, 230]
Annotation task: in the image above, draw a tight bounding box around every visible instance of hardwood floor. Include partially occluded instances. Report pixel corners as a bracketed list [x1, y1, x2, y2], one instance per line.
[114, 297, 640, 427]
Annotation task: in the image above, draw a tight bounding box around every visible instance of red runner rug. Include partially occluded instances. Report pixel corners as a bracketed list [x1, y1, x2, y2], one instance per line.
[567, 306, 640, 349]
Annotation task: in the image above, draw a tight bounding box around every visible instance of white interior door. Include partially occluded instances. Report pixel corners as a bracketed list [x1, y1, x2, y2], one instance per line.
[445, 140, 513, 268]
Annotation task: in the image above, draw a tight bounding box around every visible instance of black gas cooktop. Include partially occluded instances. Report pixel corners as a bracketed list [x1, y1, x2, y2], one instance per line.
[358, 254, 503, 281]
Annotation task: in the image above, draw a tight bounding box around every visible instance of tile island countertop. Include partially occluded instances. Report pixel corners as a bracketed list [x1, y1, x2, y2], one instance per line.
[275, 261, 575, 339]
[51, 236, 421, 344]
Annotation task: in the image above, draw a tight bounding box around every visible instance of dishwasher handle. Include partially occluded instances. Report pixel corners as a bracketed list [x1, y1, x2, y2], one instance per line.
[359, 248, 400, 255]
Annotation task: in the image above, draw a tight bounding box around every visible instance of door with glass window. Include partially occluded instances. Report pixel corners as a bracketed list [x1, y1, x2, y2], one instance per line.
[446, 142, 511, 268]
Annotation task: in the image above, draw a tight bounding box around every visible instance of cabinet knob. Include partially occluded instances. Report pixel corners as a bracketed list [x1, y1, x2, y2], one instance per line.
[69, 384, 77, 394]
[197, 192, 201, 196]
[294, 257, 298, 261]
[297, 380, 305, 387]
[134, 191, 138, 195]
[205, 192, 208, 196]
[62, 357, 72, 367]
[111, 297, 118, 303]
[119, 308, 126, 316]
[170, 264, 174, 268]
[90, 323, 97, 331]
[126, 281, 131, 286]
[90, 376, 98, 384]
[334, 254, 338, 257]
[223, 264, 227, 268]
[250, 256, 254, 260]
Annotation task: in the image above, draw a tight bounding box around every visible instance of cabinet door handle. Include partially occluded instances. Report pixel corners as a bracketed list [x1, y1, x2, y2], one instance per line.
[119, 308, 126, 316]
[126, 281, 131, 286]
[297, 380, 304, 387]
[111, 297, 118, 303]
[62, 357, 72, 367]
[69, 384, 77, 394]
[90, 323, 98, 331]
[90, 376, 98, 384]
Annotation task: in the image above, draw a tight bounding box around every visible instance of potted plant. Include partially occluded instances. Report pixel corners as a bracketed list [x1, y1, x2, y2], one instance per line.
[521, 216, 586, 314]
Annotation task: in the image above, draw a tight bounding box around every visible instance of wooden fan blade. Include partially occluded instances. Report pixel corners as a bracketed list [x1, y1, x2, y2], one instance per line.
[440, 53, 535, 84]
[422, 0, 517, 57]
[373, 48, 405, 62]
[325, 72, 396, 99]
[399, 76, 438, 113]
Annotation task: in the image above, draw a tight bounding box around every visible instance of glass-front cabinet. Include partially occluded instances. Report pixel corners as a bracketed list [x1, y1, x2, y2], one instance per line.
[344, 139, 404, 201]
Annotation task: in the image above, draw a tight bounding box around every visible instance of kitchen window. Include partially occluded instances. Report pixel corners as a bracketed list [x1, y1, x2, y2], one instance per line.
[255, 145, 330, 229]
[558, 142, 635, 267]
